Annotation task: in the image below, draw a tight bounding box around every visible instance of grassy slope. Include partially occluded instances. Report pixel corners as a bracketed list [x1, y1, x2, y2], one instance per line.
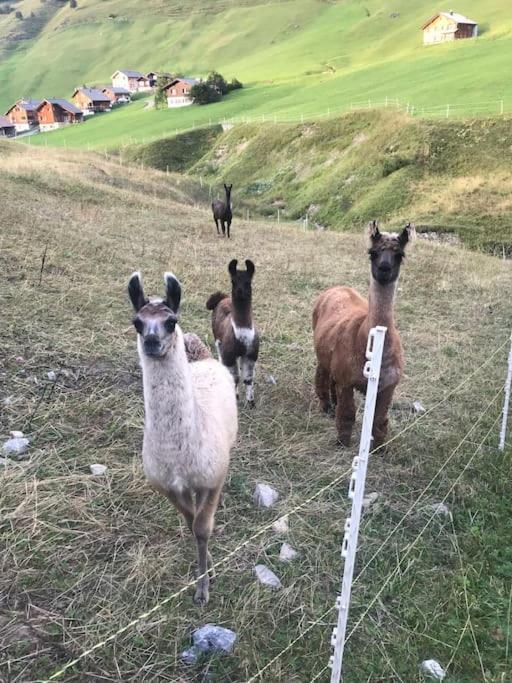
[3, 0, 512, 149]
[1, 141, 511, 681]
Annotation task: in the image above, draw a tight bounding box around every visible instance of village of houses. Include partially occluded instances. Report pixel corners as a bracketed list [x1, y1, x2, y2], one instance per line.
[0, 69, 200, 138]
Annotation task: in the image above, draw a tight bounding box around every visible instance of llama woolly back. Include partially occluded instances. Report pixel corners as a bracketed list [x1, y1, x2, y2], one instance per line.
[128, 271, 238, 606]
[312, 221, 412, 449]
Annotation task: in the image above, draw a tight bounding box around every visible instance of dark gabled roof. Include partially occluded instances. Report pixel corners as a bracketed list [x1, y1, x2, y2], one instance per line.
[39, 99, 83, 115]
[102, 86, 131, 94]
[0, 115, 15, 128]
[73, 87, 111, 102]
[112, 69, 144, 78]
[5, 98, 42, 114]
[163, 77, 199, 91]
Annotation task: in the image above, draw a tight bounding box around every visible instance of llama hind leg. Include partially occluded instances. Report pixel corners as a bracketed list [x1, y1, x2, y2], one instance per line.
[167, 490, 195, 532]
[335, 386, 356, 446]
[221, 220, 226, 237]
[193, 487, 222, 606]
[225, 362, 240, 399]
[315, 364, 332, 414]
[241, 356, 256, 408]
[214, 217, 220, 235]
[372, 385, 395, 451]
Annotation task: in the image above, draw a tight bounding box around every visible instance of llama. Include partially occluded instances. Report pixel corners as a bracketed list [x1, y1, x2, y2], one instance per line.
[312, 221, 412, 449]
[212, 183, 232, 238]
[128, 271, 237, 605]
[206, 259, 259, 407]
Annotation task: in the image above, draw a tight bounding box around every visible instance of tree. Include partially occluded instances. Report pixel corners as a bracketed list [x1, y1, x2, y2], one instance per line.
[227, 77, 243, 92]
[190, 82, 221, 105]
[153, 74, 170, 110]
[206, 71, 228, 96]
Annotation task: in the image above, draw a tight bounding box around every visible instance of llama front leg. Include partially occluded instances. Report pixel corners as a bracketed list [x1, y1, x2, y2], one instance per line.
[221, 220, 226, 237]
[227, 219, 231, 239]
[372, 384, 395, 451]
[167, 490, 195, 532]
[335, 385, 356, 446]
[315, 363, 332, 414]
[225, 363, 240, 399]
[241, 356, 256, 408]
[193, 487, 221, 606]
[214, 217, 220, 235]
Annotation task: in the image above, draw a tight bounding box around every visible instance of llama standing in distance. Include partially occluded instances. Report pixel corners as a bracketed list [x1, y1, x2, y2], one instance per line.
[128, 272, 237, 606]
[313, 221, 412, 449]
[212, 183, 233, 238]
[206, 259, 259, 407]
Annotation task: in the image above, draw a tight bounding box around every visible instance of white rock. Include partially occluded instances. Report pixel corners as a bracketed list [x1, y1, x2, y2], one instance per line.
[279, 543, 298, 562]
[10, 430, 24, 438]
[3, 437, 29, 458]
[253, 483, 279, 508]
[413, 400, 426, 414]
[362, 492, 380, 510]
[180, 624, 236, 665]
[47, 371, 57, 382]
[430, 502, 451, 518]
[272, 515, 289, 533]
[265, 374, 277, 385]
[254, 564, 282, 588]
[420, 659, 446, 680]
[90, 464, 107, 476]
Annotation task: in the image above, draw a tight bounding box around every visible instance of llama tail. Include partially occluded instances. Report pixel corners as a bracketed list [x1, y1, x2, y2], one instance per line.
[206, 291, 228, 310]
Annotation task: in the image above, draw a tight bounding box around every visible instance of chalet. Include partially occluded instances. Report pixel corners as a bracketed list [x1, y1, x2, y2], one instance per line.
[111, 70, 145, 92]
[5, 99, 41, 132]
[163, 78, 199, 108]
[102, 86, 132, 104]
[36, 99, 83, 132]
[422, 11, 478, 45]
[146, 71, 172, 88]
[0, 115, 16, 138]
[72, 87, 111, 115]
[136, 75, 153, 92]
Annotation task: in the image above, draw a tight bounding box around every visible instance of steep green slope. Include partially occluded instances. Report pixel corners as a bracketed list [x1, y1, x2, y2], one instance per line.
[4, 0, 512, 131]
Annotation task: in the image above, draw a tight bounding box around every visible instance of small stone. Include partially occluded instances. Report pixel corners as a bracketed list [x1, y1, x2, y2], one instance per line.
[180, 647, 199, 665]
[3, 437, 29, 458]
[413, 400, 426, 414]
[253, 483, 279, 508]
[362, 492, 380, 511]
[265, 374, 277, 385]
[193, 624, 237, 654]
[279, 543, 298, 562]
[272, 515, 289, 533]
[10, 430, 24, 438]
[47, 371, 57, 382]
[254, 564, 282, 588]
[15, 356, 24, 363]
[90, 464, 107, 476]
[420, 659, 446, 680]
[430, 502, 451, 518]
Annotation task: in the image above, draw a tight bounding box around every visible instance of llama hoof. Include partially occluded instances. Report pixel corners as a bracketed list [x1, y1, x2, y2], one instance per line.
[337, 434, 352, 447]
[194, 585, 210, 606]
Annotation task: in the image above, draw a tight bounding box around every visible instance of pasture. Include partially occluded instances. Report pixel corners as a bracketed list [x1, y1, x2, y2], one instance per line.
[1, 141, 511, 682]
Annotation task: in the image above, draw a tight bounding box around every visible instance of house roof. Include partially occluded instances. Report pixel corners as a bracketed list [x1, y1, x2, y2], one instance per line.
[5, 98, 42, 114]
[163, 77, 199, 91]
[102, 86, 131, 94]
[38, 99, 83, 115]
[112, 70, 144, 78]
[422, 11, 477, 29]
[73, 87, 111, 102]
[0, 115, 15, 128]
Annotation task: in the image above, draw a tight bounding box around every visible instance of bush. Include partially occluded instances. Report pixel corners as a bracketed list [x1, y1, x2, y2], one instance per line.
[206, 71, 228, 95]
[228, 78, 243, 91]
[190, 82, 221, 105]
[153, 75, 169, 110]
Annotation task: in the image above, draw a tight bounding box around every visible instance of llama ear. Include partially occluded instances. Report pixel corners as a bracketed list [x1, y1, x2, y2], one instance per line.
[368, 220, 381, 242]
[245, 259, 255, 277]
[399, 223, 414, 248]
[228, 259, 238, 276]
[163, 272, 181, 313]
[128, 272, 147, 311]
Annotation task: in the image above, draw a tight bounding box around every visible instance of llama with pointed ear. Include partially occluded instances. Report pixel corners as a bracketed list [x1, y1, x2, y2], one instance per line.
[206, 259, 259, 407]
[313, 222, 412, 449]
[128, 271, 237, 605]
[212, 183, 233, 238]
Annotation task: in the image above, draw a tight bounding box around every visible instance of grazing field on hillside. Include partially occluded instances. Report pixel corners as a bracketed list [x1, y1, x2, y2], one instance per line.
[1, 142, 511, 682]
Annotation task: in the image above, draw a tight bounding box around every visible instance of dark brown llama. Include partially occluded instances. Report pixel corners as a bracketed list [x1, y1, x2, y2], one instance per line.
[206, 259, 259, 407]
[312, 221, 412, 449]
[212, 183, 232, 238]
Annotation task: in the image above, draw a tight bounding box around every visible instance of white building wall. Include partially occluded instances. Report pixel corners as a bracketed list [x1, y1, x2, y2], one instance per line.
[167, 96, 193, 108]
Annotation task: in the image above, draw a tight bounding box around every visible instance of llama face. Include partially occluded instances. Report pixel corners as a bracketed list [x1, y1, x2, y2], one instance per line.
[228, 259, 254, 301]
[128, 272, 182, 358]
[368, 222, 410, 285]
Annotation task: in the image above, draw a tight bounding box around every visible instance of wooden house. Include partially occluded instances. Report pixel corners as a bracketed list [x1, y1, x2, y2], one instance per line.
[136, 75, 153, 92]
[0, 115, 16, 137]
[111, 70, 145, 92]
[422, 11, 478, 44]
[4, 99, 42, 132]
[72, 87, 111, 114]
[163, 78, 199, 108]
[146, 71, 172, 88]
[102, 86, 131, 104]
[36, 99, 83, 132]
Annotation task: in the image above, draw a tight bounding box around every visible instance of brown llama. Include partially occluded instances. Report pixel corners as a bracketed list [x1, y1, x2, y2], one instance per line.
[206, 259, 259, 407]
[212, 183, 233, 238]
[312, 221, 412, 449]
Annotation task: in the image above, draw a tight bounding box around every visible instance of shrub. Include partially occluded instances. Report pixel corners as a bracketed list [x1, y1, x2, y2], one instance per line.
[153, 75, 169, 110]
[227, 78, 243, 91]
[190, 82, 221, 105]
[206, 71, 228, 95]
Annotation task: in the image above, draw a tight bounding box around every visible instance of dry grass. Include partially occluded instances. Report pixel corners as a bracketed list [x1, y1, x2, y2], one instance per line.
[0, 142, 511, 682]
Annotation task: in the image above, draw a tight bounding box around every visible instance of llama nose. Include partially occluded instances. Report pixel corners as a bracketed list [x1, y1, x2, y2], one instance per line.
[379, 262, 392, 272]
[144, 334, 161, 353]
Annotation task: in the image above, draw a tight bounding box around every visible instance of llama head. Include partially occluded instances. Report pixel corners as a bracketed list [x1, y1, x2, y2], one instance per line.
[367, 221, 412, 285]
[128, 271, 181, 358]
[228, 258, 254, 302]
[224, 183, 233, 198]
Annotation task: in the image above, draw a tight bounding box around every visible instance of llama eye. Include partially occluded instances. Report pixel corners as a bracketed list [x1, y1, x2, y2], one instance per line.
[164, 316, 176, 333]
[133, 317, 144, 334]
[369, 250, 378, 261]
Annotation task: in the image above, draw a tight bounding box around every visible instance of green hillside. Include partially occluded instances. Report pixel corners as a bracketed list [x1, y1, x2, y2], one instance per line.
[3, 0, 512, 149]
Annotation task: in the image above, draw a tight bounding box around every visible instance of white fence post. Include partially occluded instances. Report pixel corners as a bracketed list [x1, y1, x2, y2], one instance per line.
[499, 332, 512, 451]
[446, 104, 450, 118]
[329, 326, 387, 683]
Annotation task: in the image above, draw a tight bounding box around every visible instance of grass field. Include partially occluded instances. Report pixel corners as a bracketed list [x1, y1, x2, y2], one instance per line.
[3, 0, 512, 150]
[1, 141, 511, 682]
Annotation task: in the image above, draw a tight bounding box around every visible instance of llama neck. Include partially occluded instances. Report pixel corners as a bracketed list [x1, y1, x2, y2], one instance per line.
[138, 327, 197, 435]
[225, 192, 231, 210]
[367, 278, 397, 330]
[231, 295, 253, 329]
